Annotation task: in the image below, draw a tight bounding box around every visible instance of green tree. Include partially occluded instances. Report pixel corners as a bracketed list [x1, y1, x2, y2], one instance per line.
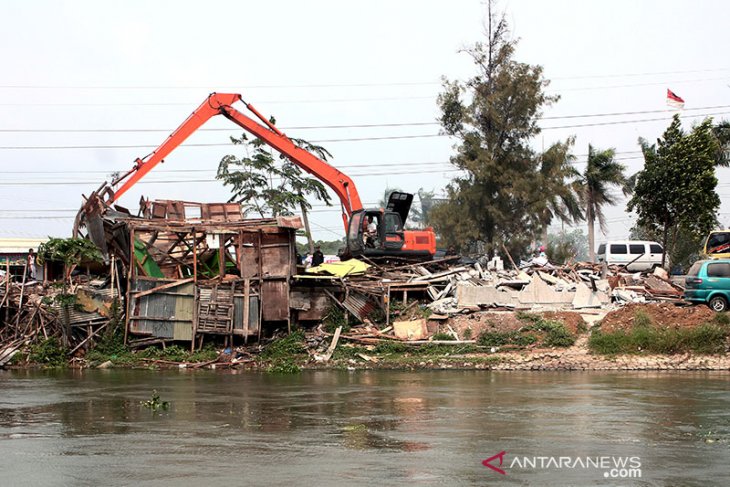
[217, 132, 332, 252]
[415, 188, 436, 227]
[629, 223, 701, 272]
[547, 229, 589, 264]
[430, 2, 561, 256]
[713, 120, 730, 167]
[37, 237, 102, 285]
[627, 115, 720, 267]
[575, 145, 630, 261]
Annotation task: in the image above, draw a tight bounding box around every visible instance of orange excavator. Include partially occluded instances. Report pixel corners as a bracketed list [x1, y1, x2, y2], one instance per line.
[83, 92, 436, 261]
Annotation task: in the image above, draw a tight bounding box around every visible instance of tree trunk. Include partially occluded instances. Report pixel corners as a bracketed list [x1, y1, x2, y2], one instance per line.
[542, 224, 549, 250]
[661, 220, 669, 268]
[587, 207, 596, 262]
[299, 201, 315, 254]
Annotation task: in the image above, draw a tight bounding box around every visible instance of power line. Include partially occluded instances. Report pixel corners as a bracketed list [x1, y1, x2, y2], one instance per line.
[0, 168, 463, 186]
[1, 67, 730, 90]
[0, 95, 436, 107]
[3, 104, 729, 134]
[551, 67, 730, 81]
[1, 75, 729, 108]
[548, 76, 730, 92]
[0, 110, 726, 151]
[0, 133, 446, 150]
[542, 110, 730, 131]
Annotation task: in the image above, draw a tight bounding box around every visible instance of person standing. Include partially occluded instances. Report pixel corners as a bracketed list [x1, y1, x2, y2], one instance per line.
[27, 248, 37, 281]
[311, 246, 324, 267]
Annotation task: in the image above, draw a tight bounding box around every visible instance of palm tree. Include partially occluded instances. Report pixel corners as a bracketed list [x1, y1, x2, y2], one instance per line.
[536, 139, 584, 246]
[577, 145, 630, 261]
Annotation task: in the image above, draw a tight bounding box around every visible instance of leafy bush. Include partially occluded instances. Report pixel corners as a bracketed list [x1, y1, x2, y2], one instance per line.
[29, 338, 67, 367]
[543, 325, 575, 347]
[521, 318, 576, 348]
[431, 332, 456, 341]
[323, 304, 350, 334]
[261, 330, 307, 359]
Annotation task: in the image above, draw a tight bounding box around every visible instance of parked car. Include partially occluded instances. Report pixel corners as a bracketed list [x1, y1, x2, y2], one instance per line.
[703, 230, 730, 259]
[596, 241, 664, 271]
[684, 259, 730, 312]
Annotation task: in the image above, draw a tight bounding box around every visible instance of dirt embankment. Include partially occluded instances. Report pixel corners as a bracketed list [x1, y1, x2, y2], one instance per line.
[599, 303, 716, 333]
[449, 310, 586, 337]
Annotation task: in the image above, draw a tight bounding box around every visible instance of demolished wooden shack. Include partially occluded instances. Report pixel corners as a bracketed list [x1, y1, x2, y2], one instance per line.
[88, 198, 302, 349]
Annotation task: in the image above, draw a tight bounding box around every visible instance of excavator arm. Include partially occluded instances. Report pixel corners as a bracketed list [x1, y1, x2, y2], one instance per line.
[111, 92, 363, 227]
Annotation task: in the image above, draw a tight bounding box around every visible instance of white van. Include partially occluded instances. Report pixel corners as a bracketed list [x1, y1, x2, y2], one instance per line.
[596, 241, 664, 271]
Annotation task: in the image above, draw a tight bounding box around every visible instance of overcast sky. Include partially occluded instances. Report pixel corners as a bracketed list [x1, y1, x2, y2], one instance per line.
[1, 0, 729, 250]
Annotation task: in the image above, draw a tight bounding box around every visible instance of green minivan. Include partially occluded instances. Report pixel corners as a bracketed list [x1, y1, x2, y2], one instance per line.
[684, 259, 730, 312]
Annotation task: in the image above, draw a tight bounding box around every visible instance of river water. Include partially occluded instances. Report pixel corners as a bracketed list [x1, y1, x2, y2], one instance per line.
[0, 369, 729, 486]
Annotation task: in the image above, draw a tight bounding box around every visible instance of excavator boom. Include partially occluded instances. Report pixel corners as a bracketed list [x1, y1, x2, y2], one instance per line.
[86, 92, 436, 261]
[112, 93, 363, 224]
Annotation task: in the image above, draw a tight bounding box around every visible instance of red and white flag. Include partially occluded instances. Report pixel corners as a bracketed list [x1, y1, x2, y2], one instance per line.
[666, 89, 685, 109]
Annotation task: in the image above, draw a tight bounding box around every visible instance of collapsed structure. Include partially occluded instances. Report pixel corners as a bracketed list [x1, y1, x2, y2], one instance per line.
[80, 198, 303, 348]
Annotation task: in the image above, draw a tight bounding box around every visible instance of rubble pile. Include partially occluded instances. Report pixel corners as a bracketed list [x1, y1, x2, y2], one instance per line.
[305, 256, 688, 346]
[332, 257, 685, 315]
[0, 275, 117, 367]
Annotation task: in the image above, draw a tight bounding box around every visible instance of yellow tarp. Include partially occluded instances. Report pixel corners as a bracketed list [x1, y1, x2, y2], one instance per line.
[306, 259, 370, 277]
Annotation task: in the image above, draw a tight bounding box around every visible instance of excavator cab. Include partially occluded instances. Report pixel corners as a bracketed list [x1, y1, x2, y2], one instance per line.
[346, 209, 405, 258]
[344, 191, 434, 261]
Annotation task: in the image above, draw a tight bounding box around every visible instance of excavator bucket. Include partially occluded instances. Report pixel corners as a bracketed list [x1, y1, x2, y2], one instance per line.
[73, 183, 119, 263]
[386, 191, 414, 224]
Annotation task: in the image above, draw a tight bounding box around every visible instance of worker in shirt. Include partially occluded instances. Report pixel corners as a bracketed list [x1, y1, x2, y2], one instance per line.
[365, 216, 378, 248]
[27, 248, 37, 281]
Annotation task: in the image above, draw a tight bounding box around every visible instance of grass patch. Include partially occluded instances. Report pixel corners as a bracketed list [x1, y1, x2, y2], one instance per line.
[712, 313, 730, 326]
[477, 331, 537, 347]
[260, 331, 307, 373]
[431, 332, 455, 341]
[515, 311, 542, 324]
[332, 345, 371, 360]
[589, 323, 729, 355]
[373, 341, 479, 357]
[633, 310, 653, 328]
[261, 330, 307, 359]
[522, 318, 576, 348]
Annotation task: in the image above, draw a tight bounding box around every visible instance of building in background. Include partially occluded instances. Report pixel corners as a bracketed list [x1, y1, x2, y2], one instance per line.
[0, 238, 47, 282]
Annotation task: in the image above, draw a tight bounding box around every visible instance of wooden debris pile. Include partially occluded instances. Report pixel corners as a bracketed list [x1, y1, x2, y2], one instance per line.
[0, 274, 118, 367]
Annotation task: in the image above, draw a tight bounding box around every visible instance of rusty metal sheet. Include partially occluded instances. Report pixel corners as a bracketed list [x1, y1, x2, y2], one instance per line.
[342, 290, 378, 320]
[275, 215, 303, 229]
[262, 279, 289, 321]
